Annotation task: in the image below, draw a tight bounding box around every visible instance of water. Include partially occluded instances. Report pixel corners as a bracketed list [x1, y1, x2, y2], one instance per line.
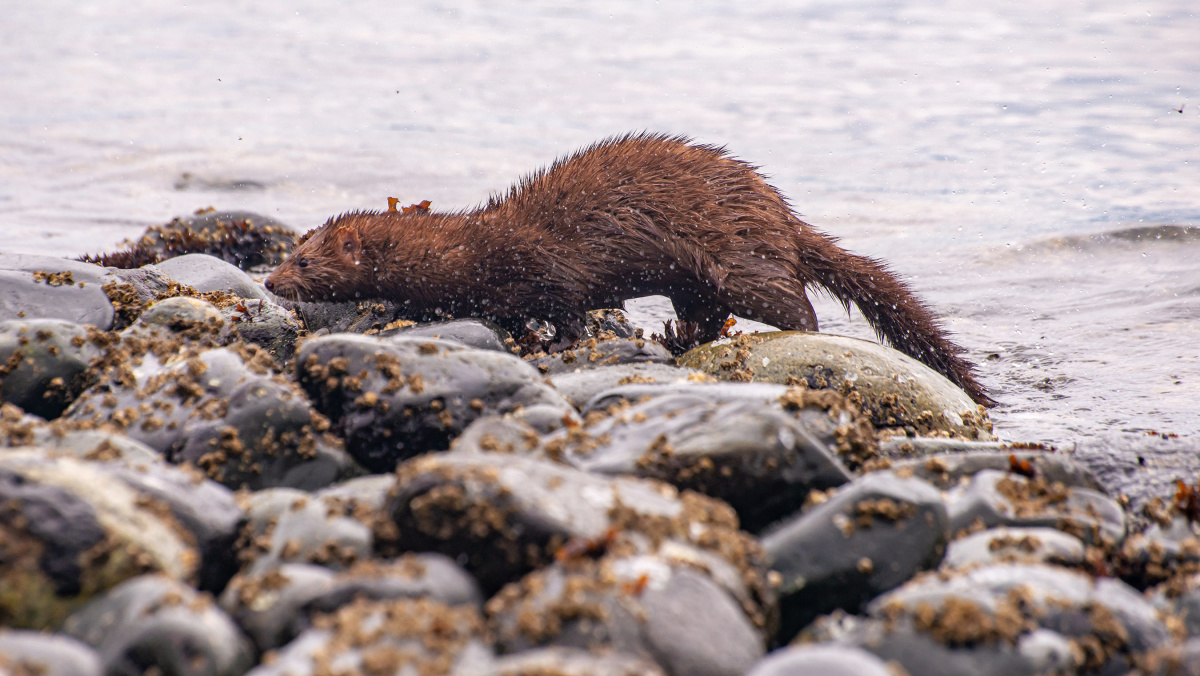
[2, 0, 1197, 442]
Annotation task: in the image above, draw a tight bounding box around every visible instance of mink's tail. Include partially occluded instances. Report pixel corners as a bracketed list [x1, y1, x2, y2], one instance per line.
[796, 227, 995, 407]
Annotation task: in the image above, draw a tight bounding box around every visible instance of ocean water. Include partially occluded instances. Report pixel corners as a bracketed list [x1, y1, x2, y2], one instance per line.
[1, 0, 1197, 443]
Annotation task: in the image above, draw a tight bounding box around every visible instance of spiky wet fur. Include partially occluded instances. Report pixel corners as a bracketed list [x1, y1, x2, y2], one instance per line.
[267, 133, 992, 405]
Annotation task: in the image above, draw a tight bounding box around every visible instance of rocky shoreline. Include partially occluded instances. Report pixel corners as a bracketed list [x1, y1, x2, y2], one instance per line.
[1, 211, 1198, 675]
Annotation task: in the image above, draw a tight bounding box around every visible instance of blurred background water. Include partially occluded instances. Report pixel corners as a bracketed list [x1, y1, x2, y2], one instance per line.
[1, 0, 1197, 442]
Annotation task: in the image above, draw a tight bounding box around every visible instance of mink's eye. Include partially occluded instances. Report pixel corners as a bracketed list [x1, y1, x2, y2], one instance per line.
[298, 257, 309, 269]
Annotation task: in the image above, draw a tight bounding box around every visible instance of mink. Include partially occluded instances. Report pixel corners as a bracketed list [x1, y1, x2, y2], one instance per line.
[266, 133, 992, 405]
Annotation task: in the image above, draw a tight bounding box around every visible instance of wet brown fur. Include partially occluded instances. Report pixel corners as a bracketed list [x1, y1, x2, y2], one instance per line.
[267, 133, 992, 405]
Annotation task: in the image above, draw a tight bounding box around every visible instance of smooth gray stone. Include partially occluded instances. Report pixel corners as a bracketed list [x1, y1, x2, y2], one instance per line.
[467, 647, 665, 676]
[942, 526, 1086, 570]
[0, 631, 103, 676]
[64, 574, 254, 676]
[381, 318, 511, 353]
[745, 644, 895, 676]
[548, 362, 704, 407]
[151, 253, 268, 298]
[0, 254, 116, 328]
[762, 471, 949, 640]
[531, 337, 673, 375]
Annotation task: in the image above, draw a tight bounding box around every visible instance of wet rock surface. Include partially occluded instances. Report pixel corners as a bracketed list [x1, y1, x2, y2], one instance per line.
[524, 388, 862, 532]
[0, 319, 106, 419]
[679, 331, 992, 438]
[4, 251, 1200, 675]
[763, 471, 950, 640]
[0, 630, 103, 676]
[296, 334, 575, 472]
[63, 574, 254, 676]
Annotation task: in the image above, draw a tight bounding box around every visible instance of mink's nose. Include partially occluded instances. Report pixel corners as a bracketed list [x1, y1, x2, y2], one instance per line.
[264, 278, 274, 292]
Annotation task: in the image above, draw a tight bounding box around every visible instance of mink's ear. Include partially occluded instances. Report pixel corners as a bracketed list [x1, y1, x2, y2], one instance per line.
[334, 226, 361, 258]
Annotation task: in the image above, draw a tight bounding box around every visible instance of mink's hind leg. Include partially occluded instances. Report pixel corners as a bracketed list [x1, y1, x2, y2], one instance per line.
[718, 277, 819, 334]
[670, 286, 731, 343]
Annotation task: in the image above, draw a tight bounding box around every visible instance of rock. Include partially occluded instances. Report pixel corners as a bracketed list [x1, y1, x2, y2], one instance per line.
[678, 331, 992, 438]
[888, 450, 1102, 492]
[223, 554, 482, 653]
[530, 336, 674, 376]
[942, 527, 1087, 570]
[381, 318, 513, 353]
[152, 254, 269, 299]
[381, 451, 775, 629]
[761, 471, 949, 640]
[945, 469, 1125, 545]
[67, 340, 354, 491]
[744, 644, 896, 676]
[243, 597, 493, 676]
[488, 549, 764, 676]
[80, 210, 295, 270]
[466, 647, 666, 676]
[803, 613, 1077, 676]
[1072, 432, 1200, 517]
[0, 424, 242, 591]
[217, 296, 302, 365]
[1115, 516, 1200, 590]
[1148, 571, 1200, 638]
[0, 319, 106, 418]
[63, 574, 254, 676]
[547, 363, 707, 408]
[0, 630, 103, 676]
[584, 381, 797, 412]
[295, 334, 575, 472]
[858, 562, 1171, 675]
[534, 390, 859, 532]
[585, 308, 640, 339]
[0, 254, 117, 329]
[237, 484, 379, 575]
[0, 449, 198, 628]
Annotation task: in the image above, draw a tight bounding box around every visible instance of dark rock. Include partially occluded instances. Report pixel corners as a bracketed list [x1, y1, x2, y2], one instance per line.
[80, 210, 295, 270]
[0, 254, 117, 329]
[1115, 516, 1200, 590]
[0, 630, 103, 676]
[243, 597, 493, 676]
[488, 549, 764, 676]
[761, 471, 949, 640]
[534, 391, 857, 532]
[547, 362, 706, 408]
[744, 644, 896, 676]
[585, 308, 639, 339]
[223, 554, 482, 653]
[63, 574, 254, 676]
[0, 450, 199, 628]
[468, 646, 666, 676]
[217, 296, 302, 365]
[0, 319, 105, 418]
[295, 335, 575, 472]
[152, 254, 269, 299]
[381, 451, 775, 628]
[942, 526, 1086, 570]
[381, 318, 513, 353]
[1142, 637, 1200, 676]
[530, 336, 673, 376]
[677, 331, 992, 438]
[945, 469, 1125, 545]
[1148, 571, 1200, 638]
[68, 344, 354, 491]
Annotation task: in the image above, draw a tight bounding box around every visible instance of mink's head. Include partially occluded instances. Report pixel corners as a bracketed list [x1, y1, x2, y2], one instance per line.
[265, 214, 371, 302]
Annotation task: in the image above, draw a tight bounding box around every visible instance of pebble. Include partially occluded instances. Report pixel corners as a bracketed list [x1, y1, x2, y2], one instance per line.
[0, 630, 103, 676]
